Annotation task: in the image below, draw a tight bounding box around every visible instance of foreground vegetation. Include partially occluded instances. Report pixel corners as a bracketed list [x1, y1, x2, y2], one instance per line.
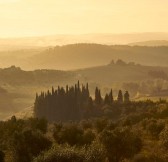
[1, 97, 168, 161]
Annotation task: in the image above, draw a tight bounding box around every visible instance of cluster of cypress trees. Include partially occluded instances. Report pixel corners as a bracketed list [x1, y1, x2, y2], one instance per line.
[34, 81, 130, 121]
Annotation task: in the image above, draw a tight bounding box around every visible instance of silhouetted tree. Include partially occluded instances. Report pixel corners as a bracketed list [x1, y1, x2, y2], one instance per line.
[124, 91, 130, 103]
[34, 82, 130, 121]
[104, 94, 110, 105]
[34, 82, 91, 121]
[95, 87, 102, 105]
[117, 90, 123, 103]
[109, 89, 114, 104]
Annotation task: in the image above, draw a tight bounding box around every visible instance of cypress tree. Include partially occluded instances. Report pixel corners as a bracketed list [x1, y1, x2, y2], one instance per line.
[52, 86, 54, 95]
[77, 80, 80, 91]
[117, 90, 123, 103]
[95, 87, 99, 104]
[109, 89, 114, 104]
[34, 82, 128, 121]
[66, 85, 69, 93]
[104, 94, 110, 105]
[95, 87, 102, 105]
[86, 83, 89, 98]
[124, 91, 130, 103]
[98, 90, 102, 105]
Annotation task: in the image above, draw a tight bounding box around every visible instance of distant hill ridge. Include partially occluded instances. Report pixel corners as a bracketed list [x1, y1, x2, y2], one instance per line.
[0, 32, 168, 51]
[1, 43, 168, 70]
[27, 44, 168, 70]
[1, 60, 168, 85]
[129, 40, 168, 46]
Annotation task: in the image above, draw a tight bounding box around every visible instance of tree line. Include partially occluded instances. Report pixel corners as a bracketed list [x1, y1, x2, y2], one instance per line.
[34, 81, 130, 121]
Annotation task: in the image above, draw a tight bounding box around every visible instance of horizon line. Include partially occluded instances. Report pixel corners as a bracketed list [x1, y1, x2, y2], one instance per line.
[0, 32, 168, 39]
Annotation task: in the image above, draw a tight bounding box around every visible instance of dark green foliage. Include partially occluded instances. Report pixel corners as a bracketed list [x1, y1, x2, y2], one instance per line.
[0, 116, 25, 150]
[33, 143, 106, 162]
[122, 113, 152, 127]
[124, 91, 130, 103]
[100, 128, 142, 162]
[0, 116, 52, 162]
[104, 94, 110, 105]
[80, 120, 93, 130]
[94, 118, 109, 133]
[33, 145, 84, 162]
[117, 90, 123, 103]
[160, 127, 168, 149]
[84, 142, 106, 162]
[95, 87, 102, 105]
[82, 129, 95, 145]
[11, 129, 52, 162]
[27, 117, 48, 133]
[109, 89, 114, 104]
[146, 119, 165, 138]
[53, 123, 95, 146]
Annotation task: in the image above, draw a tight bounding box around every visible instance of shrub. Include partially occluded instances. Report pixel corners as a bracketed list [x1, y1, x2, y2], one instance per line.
[33, 143, 106, 162]
[11, 129, 52, 162]
[100, 127, 142, 162]
[53, 123, 95, 146]
[160, 127, 168, 149]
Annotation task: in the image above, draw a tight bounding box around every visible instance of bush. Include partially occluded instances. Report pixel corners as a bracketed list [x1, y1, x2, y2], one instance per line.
[27, 118, 48, 134]
[85, 142, 106, 162]
[33, 145, 85, 162]
[11, 129, 52, 162]
[160, 127, 168, 149]
[146, 119, 165, 138]
[33, 143, 106, 162]
[53, 123, 95, 146]
[100, 127, 142, 162]
[80, 120, 93, 130]
[94, 118, 108, 133]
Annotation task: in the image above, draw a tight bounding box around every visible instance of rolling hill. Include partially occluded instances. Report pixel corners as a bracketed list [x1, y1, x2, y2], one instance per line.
[75, 60, 168, 84]
[1, 43, 168, 70]
[26, 44, 168, 70]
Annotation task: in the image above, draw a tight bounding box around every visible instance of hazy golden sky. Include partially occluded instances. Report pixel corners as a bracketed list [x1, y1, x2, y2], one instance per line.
[0, 0, 167, 37]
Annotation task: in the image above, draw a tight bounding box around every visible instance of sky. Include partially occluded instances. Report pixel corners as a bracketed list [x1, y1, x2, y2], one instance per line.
[0, 0, 168, 38]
